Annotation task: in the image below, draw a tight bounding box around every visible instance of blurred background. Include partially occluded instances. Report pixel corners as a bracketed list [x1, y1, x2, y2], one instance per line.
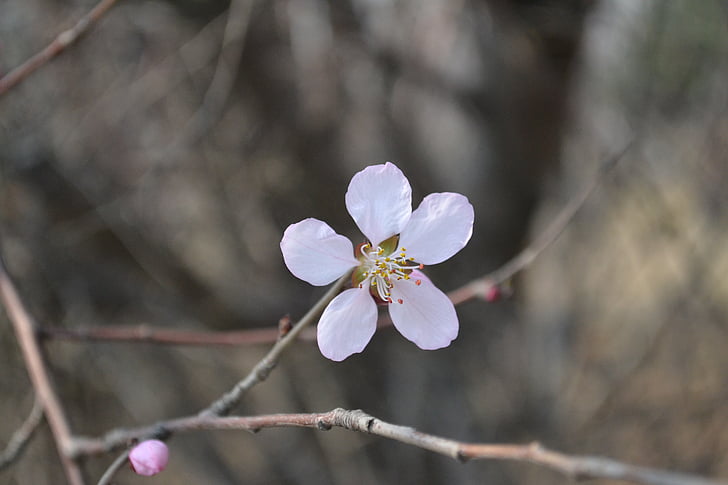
[1, 0, 727, 483]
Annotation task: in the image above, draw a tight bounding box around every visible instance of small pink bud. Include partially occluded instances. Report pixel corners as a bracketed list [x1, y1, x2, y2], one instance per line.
[129, 440, 169, 476]
[484, 285, 501, 302]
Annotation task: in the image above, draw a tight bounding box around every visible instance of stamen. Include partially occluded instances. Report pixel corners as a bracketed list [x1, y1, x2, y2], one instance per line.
[358, 243, 424, 301]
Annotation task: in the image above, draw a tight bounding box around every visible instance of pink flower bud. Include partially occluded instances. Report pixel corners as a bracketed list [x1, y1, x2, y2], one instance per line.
[129, 440, 169, 476]
[484, 285, 501, 302]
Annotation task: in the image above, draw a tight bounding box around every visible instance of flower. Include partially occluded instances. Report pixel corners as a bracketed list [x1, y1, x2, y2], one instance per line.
[280, 162, 474, 361]
[129, 440, 169, 476]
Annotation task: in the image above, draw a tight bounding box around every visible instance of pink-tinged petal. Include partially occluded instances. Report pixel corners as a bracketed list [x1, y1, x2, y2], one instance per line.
[317, 286, 378, 361]
[398, 192, 474, 265]
[345, 162, 412, 246]
[281, 218, 359, 286]
[388, 270, 458, 350]
[129, 440, 169, 477]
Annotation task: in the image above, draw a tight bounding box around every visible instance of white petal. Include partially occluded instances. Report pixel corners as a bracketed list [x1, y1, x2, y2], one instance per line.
[280, 219, 358, 286]
[345, 162, 412, 246]
[388, 270, 458, 350]
[398, 193, 474, 265]
[317, 286, 378, 361]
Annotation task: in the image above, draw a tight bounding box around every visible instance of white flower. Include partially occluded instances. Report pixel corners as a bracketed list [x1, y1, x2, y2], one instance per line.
[280, 162, 474, 361]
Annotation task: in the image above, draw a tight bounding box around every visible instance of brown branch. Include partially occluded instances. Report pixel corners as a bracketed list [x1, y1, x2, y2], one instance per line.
[40, 144, 633, 348]
[70, 408, 726, 485]
[0, 258, 85, 484]
[0, 394, 44, 471]
[199, 272, 351, 417]
[38, 324, 305, 346]
[0, 0, 120, 97]
[96, 450, 130, 485]
[447, 142, 632, 305]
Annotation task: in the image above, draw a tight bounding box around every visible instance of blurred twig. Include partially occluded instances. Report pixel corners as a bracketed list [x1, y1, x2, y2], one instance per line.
[96, 450, 130, 485]
[447, 141, 633, 305]
[0, 0, 120, 97]
[0, 395, 44, 471]
[185, 0, 255, 141]
[0, 258, 85, 484]
[41, 144, 633, 347]
[39, 324, 294, 346]
[71, 408, 727, 485]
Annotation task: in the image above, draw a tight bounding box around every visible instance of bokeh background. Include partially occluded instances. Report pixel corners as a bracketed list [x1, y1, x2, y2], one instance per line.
[2, 0, 727, 483]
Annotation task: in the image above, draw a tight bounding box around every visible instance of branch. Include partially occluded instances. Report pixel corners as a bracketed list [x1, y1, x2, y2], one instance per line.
[199, 272, 351, 417]
[70, 408, 726, 485]
[0, 0, 120, 97]
[0, 258, 86, 485]
[96, 450, 130, 485]
[40, 144, 633, 347]
[38, 324, 299, 346]
[447, 142, 632, 305]
[0, 394, 44, 471]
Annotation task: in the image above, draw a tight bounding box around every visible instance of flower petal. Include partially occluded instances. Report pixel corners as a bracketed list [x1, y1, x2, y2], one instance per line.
[388, 270, 458, 350]
[345, 162, 412, 246]
[398, 192, 474, 265]
[317, 286, 378, 361]
[280, 218, 359, 286]
[129, 440, 169, 477]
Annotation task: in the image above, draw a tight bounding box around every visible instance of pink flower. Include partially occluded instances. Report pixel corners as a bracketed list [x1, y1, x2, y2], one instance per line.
[129, 440, 169, 476]
[280, 162, 474, 361]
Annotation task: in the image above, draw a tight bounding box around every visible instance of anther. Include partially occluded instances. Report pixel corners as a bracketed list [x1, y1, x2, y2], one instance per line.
[415, 280, 422, 286]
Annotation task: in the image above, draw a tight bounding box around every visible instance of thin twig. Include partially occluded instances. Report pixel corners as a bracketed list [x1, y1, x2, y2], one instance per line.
[199, 272, 351, 417]
[96, 450, 130, 485]
[38, 324, 299, 346]
[0, 394, 44, 471]
[0, 0, 120, 97]
[0, 258, 85, 484]
[185, 0, 254, 140]
[41, 144, 633, 348]
[70, 408, 726, 485]
[447, 142, 632, 305]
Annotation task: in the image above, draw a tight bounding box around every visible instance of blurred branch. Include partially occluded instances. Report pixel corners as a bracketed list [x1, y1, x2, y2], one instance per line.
[0, 0, 120, 97]
[41, 144, 633, 347]
[72, 408, 726, 485]
[38, 324, 295, 346]
[447, 141, 633, 305]
[186, 0, 254, 139]
[0, 258, 85, 484]
[0, 395, 44, 471]
[96, 450, 130, 485]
